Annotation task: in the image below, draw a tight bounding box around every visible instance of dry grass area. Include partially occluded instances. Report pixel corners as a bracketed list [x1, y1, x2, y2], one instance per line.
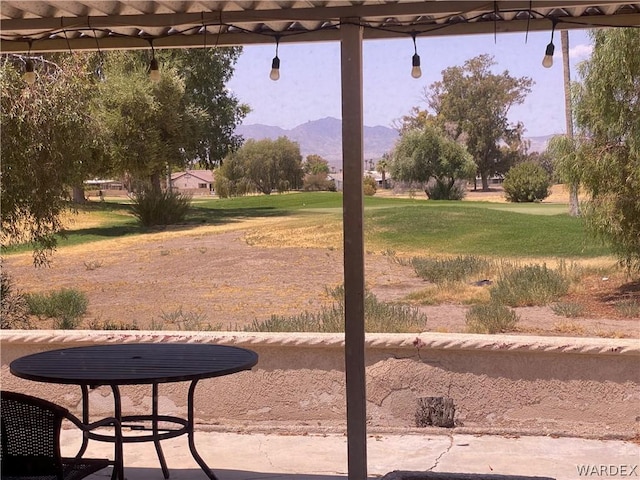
[3, 221, 637, 338]
[3, 185, 638, 337]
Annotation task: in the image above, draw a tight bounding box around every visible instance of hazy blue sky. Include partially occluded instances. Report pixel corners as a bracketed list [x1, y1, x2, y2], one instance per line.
[227, 29, 594, 137]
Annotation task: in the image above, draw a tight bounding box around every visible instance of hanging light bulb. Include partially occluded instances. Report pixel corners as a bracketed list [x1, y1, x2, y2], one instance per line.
[269, 36, 280, 81]
[542, 42, 555, 68]
[269, 56, 280, 81]
[23, 58, 36, 85]
[411, 53, 422, 79]
[542, 19, 557, 68]
[411, 33, 422, 79]
[149, 57, 160, 82]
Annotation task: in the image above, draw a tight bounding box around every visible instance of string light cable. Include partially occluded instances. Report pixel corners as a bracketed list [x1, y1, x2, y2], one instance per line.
[4, 5, 638, 77]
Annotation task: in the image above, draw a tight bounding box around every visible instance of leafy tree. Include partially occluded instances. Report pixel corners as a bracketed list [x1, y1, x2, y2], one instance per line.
[546, 135, 580, 216]
[526, 150, 555, 179]
[1, 54, 107, 264]
[222, 137, 304, 195]
[163, 48, 249, 167]
[94, 52, 204, 192]
[424, 54, 533, 191]
[303, 154, 330, 175]
[502, 162, 551, 203]
[573, 28, 640, 271]
[389, 125, 475, 200]
[214, 154, 253, 197]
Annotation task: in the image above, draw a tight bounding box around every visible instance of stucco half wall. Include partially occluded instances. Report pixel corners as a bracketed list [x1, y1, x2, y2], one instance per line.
[1, 331, 638, 439]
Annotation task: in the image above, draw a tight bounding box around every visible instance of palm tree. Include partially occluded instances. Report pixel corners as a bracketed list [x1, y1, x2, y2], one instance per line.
[562, 30, 580, 217]
[376, 154, 390, 189]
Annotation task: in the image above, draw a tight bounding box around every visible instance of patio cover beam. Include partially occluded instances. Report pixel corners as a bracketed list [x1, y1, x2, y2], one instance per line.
[341, 17, 367, 480]
[0, 2, 612, 31]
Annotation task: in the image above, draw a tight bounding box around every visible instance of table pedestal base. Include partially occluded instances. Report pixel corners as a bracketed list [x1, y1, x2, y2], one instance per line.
[80, 380, 218, 480]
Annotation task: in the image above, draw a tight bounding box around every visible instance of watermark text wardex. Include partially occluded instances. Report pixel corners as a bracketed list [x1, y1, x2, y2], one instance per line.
[577, 465, 638, 477]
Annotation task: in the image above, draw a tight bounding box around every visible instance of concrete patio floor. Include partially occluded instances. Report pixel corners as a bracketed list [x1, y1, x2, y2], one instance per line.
[62, 429, 639, 480]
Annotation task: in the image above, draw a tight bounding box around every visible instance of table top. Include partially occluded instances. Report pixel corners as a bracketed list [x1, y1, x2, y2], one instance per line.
[10, 344, 258, 386]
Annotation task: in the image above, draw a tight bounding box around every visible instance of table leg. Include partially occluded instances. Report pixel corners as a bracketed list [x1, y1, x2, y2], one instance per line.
[110, 385, 125, 480]
[76, 384, 90, 458]
[187, 380, 219, 480]
[152, 383, 170, 479]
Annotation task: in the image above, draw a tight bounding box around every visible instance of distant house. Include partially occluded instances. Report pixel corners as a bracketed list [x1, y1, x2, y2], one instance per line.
[170, 170, 214, 195]
[83, 179, 126, 198]
[327, 172, 343, 191]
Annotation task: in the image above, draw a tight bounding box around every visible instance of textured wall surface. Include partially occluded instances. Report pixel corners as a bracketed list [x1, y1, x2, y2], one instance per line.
[1, 331, 638, 439]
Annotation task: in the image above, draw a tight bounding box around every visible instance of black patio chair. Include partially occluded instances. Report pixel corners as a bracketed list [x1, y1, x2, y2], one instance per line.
[1, 391, 122, 480]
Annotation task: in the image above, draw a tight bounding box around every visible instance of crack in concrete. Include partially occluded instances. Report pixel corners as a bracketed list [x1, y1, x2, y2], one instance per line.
[428, 433, 454, 471]
[258, 436, 277, 470]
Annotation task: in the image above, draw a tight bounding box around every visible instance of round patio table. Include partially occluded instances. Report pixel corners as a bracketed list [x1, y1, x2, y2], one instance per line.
[10, 343, 259, 480]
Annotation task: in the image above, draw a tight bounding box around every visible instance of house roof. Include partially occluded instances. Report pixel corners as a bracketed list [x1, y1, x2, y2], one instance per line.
[170, 169, 214, 183]
[2, 1, 639, 53]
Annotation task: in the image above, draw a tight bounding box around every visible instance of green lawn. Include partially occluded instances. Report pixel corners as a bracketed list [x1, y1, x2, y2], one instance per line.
[368, 204, 608, 257]
[2, 192, 611, 259]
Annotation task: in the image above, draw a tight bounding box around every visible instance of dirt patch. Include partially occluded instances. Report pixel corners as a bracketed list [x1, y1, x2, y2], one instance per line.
[3, 226, 638, 338]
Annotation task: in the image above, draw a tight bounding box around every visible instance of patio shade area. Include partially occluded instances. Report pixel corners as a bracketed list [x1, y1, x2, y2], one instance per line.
[1, 1, 640, 51]
[2, 2, 639, 480]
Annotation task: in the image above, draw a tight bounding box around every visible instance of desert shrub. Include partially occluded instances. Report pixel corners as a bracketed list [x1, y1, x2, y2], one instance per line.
[302, 173, 336, 191]
[246, 285, 427, 333]
[614, 299, 639, 318]
[425, 179, 467, 200]
[551, 301, 586, 318]
[1, 270, 31, 329]
[25, 288, 88, 329]
[411, 256, 492, 284]
[130, 189, 191, 227]
[490, 264, 570, 307]
[88, 319, 140, 330]
[363, 175, 377, 196]
[466, 303, 520, 334]
[502, 161, 551, 202]
[159, 306, 209, 330]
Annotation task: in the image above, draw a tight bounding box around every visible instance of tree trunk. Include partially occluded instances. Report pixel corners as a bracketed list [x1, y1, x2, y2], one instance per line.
[481, 173, 489, 191]
[150, 172, 162, 193]
[71, 185, 86, 204]
[569, 182, 580, 217]
[562, 30, 580, 217]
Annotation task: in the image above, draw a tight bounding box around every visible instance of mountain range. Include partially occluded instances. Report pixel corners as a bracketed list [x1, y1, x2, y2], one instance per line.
[235, 117, 553, 170]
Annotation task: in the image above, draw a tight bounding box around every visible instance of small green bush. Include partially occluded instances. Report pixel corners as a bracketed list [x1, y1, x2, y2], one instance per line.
[503, 162, 551, 203]
[425, 179, 467, 200]
[490, 264, 570, 307]
[466, 303, 520, 334]
[411, 256, 492, 284]
[614, 299, 639, 318]
[551, 301, 586, 318]
[25, 288, 88, 329]
[363, 175, 377, 196]
[1, 270, 31, 329]
[246, 285, 427, 333]
[130, 189, 191, 227]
